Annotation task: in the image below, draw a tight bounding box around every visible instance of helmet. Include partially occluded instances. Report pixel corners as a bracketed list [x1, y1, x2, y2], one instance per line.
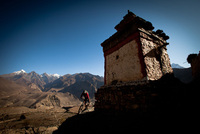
[83, 90, 87, 93]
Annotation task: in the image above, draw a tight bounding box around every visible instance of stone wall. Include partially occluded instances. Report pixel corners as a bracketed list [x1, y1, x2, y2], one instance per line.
[139, 29, 173, 80]
[160, 47, 173, 75]
[140, 36, 163, 81]
[105, 40, 144, 85]
[95, 74, 180, 113]
[95, 82, 158, 112]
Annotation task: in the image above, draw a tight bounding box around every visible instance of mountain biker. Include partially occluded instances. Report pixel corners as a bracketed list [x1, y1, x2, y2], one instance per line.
[80, 90, 90, 109]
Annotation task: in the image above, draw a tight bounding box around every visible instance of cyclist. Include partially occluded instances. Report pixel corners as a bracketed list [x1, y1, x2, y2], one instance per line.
[80, 90, 90, 110]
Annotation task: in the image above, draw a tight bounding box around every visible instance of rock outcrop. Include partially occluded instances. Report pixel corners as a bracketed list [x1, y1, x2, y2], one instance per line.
[187, 52, 200, 79]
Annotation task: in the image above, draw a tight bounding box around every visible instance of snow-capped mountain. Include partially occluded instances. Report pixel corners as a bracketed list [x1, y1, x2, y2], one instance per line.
[171, 63, 184, 69]
[13, 70, 61, 78]
[51, 73, 61, 78]
[13, 69, 26, 75]
[42, 73, 61, 78]
[1, 70, 61, 91]
[0, 70, 104, 98]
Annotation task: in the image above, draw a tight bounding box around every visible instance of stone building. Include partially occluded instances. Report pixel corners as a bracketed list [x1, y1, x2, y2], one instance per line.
[102, 11, 173, 85]
[95, 11, 173, 112]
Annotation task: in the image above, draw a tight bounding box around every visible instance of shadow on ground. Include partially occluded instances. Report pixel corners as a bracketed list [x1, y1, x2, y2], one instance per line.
[53, 109, 196, 133]
[54, 77, 199, 133]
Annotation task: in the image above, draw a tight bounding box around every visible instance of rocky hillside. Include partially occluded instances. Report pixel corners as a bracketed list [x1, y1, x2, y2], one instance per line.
[45, 73, 104, 98]
[1, 70, 60, 91]
[173, 67, 193, 83]
[0, 71, 103, 109]
[1, 71, 104, 99]
[0, 77, 80, 108]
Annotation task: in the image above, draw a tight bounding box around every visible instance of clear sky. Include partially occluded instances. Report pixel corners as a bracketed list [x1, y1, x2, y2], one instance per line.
[0, 0, 200, 76]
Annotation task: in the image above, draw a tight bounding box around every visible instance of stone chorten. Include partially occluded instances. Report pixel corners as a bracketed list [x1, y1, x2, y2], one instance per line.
[102, 11, 172, 85]
[95, 11, 173, 112]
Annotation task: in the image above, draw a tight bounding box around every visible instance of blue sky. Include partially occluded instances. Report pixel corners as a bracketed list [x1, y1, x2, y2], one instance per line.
[0, 0, 200, 76]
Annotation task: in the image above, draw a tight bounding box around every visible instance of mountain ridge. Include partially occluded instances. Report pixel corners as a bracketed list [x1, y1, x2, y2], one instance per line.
[171, 63, 184, 69]
[0, 71, 104, 101]
[1, 70, 62, 91]
[170, 63, 192, 83]
[44, 73, 104, 99]
[0, 77, 80, 108]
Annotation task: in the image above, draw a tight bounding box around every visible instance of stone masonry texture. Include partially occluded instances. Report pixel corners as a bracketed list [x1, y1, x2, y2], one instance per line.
[95, 11, 173, 112]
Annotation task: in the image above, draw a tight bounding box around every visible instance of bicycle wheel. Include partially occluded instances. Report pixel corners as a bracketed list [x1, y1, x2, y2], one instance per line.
[78, 105, 83, 114]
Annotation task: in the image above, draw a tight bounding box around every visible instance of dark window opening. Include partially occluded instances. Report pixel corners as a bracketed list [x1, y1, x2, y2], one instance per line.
[116, 55, 119, 60]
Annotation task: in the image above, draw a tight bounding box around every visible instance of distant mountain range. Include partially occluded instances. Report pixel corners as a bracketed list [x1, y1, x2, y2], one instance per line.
[44, 73, 104, 98]
[0, 64, 193, 108]
[171, 63, 193, 83]
[171, 63, 184, 69]
[0, 70, 104, 108]
[0, 70, 104, 101]
[0, 77, 80, 108]
[1, 70, 61, 91]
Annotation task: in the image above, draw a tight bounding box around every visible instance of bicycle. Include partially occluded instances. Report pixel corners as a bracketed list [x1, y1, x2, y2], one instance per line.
[78, 101, 90, 114]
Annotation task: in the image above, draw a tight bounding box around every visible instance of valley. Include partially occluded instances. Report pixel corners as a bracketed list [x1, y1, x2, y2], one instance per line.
[0, 71, 104, 107]
[0, 66, 192, 133]
[0, 107, 76, 134]
[0, 71, 103, 133]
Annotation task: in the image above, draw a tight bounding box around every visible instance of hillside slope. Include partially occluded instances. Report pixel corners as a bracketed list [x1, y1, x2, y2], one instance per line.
[1, 71, 59, 91]
[45, 73, 104, 99]
[173, 67, 192, 83]
[0, 77, 80, 108]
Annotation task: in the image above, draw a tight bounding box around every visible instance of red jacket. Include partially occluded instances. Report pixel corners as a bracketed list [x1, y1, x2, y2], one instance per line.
[81, 92, 90, 100]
